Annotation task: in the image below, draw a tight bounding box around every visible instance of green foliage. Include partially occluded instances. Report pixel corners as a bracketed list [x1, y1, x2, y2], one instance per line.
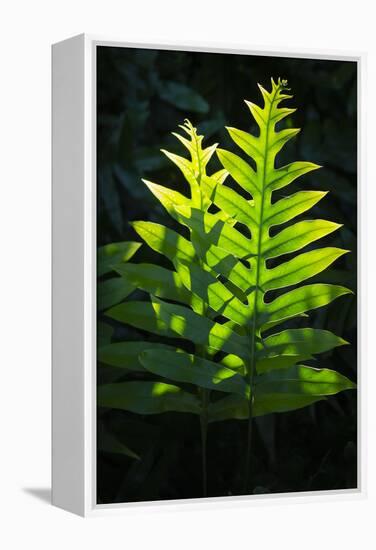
[98, 381, 201, 415]
[97, 241, 141, 359]
[97, 77, 356, 495]
[97, 240, 143, 458]
[98, 241, 141, 276]
[99, 80, 354, 418]
[96, 47, 357, 503]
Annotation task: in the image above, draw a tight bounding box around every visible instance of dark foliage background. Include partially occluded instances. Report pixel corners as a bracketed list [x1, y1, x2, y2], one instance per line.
[97, 46, 357, 504]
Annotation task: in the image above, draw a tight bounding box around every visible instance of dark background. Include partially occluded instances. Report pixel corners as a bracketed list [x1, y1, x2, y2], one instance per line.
[97, 46, 357, 504]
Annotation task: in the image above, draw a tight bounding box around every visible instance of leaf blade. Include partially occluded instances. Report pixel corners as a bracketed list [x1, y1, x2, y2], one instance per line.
[263, 220, 342, 259]
[262, 247, 349, 291]
[97, 277, 135, 311]
[216, 148, 259, 197]
[114, 262, 192, 306]
[131, 221, 195, 264]
[256, 328, 348, 362]
[98, 341, 180, 372]
[98, 241, 141, 277]
[140, 349, 248, 396]
[265, 191, 327, 228]
[261, 284, 352, 328]
[98, 381, 201, 415]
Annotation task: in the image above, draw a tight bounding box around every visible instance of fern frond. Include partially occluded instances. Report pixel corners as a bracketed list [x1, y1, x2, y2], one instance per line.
[98, 81, 355, 495]
[100, 84, 354, 409]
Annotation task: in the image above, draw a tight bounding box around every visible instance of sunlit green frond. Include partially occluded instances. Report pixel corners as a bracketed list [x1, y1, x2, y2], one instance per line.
[147, 119, 221, 212]
[210, 77, 354, 427]
[99, 79, 354, 449]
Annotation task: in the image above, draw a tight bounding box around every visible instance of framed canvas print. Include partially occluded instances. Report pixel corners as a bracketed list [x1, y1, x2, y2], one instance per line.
[52, 34, 363, 516]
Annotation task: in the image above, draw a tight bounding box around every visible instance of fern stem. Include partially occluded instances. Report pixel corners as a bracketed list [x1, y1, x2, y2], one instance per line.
[200, 388, 209, 497]
[194, 132, 210, 498]
[244, 327, 257, 492]
[244, 393, 255, 491]
[197, 319, 209, 496]
[244, 83, 280, 493]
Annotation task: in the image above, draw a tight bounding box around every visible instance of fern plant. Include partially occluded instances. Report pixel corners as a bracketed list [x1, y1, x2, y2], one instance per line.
[98, 79, 355, 496]
[173, 78, 356, 488]
[98, 120, 247, 495]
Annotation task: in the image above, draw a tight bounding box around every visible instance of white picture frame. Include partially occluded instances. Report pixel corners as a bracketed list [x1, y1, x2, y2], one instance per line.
[52, 34, 365, 517]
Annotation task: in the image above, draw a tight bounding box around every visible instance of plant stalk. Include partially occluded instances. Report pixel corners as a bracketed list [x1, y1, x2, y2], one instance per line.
[200, 388, 209, 497]
[244, 391, 255, 492]
[244, 83, 279, 493]
[244, 325, 257, 492]
[193, 129, 211, 498]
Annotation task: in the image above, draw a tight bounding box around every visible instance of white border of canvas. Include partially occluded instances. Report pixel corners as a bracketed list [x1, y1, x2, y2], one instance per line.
[52, 34, 366, 517]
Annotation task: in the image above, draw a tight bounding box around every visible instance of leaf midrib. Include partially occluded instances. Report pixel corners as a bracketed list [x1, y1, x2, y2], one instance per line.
[248, 84, 279, 388]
